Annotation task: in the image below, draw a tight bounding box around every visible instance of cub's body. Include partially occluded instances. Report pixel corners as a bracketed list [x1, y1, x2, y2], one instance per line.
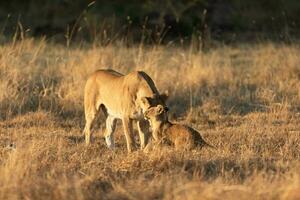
[145, 105, 213, 150]
[160, 122, 213, 150]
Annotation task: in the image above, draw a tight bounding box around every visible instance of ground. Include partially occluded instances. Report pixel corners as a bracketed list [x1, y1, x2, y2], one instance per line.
[0, 39, 300, 199]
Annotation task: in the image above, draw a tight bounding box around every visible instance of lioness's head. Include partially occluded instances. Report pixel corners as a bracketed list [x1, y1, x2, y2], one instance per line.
[140, 93, 169, 115]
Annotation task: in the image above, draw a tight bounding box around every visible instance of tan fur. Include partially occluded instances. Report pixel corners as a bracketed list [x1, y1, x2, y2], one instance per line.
[145, 105, 214, 150]
[83, 69, 167, 153]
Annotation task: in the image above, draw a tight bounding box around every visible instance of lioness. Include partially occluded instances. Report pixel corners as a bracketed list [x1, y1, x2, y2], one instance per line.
[83, 69, 168, 153]
[144, 105, 214, 150]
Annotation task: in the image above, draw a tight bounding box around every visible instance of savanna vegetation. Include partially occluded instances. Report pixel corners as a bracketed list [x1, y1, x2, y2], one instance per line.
[1, 1, 300, 199]
[0, 37, 300, 199]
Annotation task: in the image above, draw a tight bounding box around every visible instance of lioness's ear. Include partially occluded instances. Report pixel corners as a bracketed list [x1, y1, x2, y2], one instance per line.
[159, 92, 169, 103]
[141, 97, 151, 107]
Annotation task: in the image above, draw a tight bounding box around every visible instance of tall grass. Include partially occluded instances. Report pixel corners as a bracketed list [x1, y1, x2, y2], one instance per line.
[0, 38, 300, 199]
[1, 39, 299, 119]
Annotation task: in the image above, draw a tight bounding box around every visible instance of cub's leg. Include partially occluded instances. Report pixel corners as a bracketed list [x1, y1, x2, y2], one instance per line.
[152, 129, 160, 141]
[122, 117, 135, 153]
[137, 119, 150, 149]
[104, 115, 117, 149]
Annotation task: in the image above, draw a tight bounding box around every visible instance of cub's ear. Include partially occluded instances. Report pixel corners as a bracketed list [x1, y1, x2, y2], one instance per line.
[159, 92, 169, 103]
[156, 105, 165, 115]
[141, 97, 152, 107]
[144, 106, 164, 118]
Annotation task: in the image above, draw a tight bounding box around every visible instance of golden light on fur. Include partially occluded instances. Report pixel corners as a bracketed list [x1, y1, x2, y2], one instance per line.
[83, 69, 167, 152]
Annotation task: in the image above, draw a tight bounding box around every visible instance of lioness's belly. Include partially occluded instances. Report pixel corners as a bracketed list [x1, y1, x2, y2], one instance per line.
[105, 106, 144, 120]
[105, 107, 123, 119]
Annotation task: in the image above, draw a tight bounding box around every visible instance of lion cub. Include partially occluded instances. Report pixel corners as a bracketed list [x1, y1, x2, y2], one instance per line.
[145, 105, 214, 150]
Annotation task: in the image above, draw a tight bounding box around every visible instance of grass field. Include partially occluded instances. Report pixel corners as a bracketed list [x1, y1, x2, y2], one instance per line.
[0, 39, 300, 199]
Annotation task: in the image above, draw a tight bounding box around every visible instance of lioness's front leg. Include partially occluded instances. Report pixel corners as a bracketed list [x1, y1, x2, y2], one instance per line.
[104, 115, 117, 149]
[137, 119, 150, 149]
[122, 117, 135, 153]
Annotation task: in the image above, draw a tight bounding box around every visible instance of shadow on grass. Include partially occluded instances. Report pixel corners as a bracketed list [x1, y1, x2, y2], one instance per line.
[65, 135, 86, 144]
[181, 157, 285, 182]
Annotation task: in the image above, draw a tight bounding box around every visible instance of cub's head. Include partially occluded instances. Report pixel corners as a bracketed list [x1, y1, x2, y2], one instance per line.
[144, 104, 169, 126]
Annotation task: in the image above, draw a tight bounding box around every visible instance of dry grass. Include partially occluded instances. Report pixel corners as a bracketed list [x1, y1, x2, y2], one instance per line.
[0, 38, 300, 199]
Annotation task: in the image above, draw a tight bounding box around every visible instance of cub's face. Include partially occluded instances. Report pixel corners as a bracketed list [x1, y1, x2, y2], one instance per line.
[144, 104, 168, 127]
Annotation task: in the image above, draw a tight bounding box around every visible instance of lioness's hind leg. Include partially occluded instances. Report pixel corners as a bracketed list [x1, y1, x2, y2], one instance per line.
[104, 116, 117, 149]
[84, 108, 96, 145]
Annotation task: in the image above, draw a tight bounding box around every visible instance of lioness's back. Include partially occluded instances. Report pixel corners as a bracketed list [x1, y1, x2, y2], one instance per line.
[88, 69, 123, 84]
[85, 69, 123, 91]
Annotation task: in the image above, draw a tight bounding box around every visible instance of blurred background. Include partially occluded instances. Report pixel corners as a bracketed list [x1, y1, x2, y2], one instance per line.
[0, 0, 299, 45]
